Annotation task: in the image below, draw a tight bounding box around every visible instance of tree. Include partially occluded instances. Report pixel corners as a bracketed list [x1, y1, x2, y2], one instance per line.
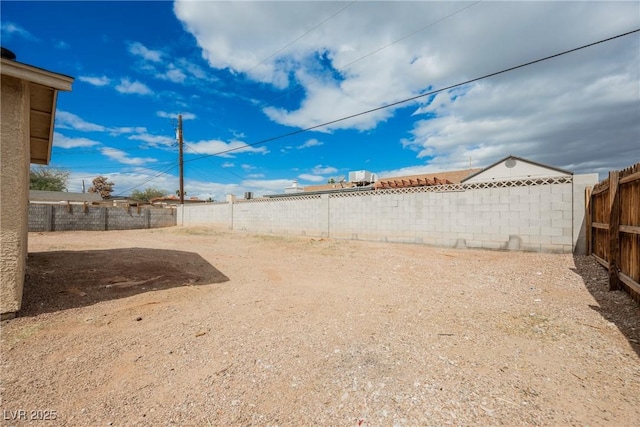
[131, 187, 169, 203]
[30, 166, 69, 191]
[88, 176, 115, 199]
[327, 178, 336, 184]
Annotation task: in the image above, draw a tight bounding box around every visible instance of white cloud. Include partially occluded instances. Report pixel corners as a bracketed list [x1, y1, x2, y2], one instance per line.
[246, 173, 265, 179]
[116, 78, 153, 95]
[53, 132, 101, 149]
[157, 64, 187, 83]
[56, 111, 148, 138]
[241, 164, 256, 171]
[128, 133, 175, 148]
[298, 173, 325, 183]
[0, 22, 38, 41]
[240, 179, 292, 196]
[79, 75, 111, 87]
[311, 165, 337, 175]
[297, 138, 323, 149]
[221, 162, 235, 168]
[128, 41, 163, 62]
[110, 126, 147, 136]
[56, 111, 107, 132]
[187, 139, 269, 158]
[99, 147, 157, 165]
[175, 1, 640, 173]
[157, 111, 197, 120]
[55, 40, 70, 50]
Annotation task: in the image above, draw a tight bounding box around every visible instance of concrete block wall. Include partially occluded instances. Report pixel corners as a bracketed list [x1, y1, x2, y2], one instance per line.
[106, 207, 147, 230]
[29, 204, 176, 232]
[233, 196, 328, 236]
[28, 204, 53, 232]
[179, 202, 230, 228]
[51, 204, 106, 231]
[177, 174, 599, 254]
[149, 208, 177, 228]
[327, 183, 575, 252]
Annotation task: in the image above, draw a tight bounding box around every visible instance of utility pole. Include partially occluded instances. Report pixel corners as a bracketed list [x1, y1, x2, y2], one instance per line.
[178, 114, 184, 204]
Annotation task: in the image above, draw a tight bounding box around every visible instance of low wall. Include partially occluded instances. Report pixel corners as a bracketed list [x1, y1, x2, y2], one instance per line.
[178, 174, 599, 254]
[29, 204, 177, 232]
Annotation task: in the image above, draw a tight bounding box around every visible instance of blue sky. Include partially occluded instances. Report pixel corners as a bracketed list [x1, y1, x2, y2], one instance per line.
[2, 1, 639, 200]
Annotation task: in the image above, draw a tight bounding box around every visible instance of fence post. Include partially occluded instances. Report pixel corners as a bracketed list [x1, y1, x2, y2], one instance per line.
[608, 171, 620, 291]
[585, 186, 592, 255]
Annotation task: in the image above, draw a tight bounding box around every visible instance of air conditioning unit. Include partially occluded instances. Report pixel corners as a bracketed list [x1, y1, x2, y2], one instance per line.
[349, 170, 375, 184]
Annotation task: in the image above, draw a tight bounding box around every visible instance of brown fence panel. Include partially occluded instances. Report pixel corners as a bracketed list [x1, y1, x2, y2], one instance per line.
[589, 162, 640, 303]
[590, 185, 610, 264]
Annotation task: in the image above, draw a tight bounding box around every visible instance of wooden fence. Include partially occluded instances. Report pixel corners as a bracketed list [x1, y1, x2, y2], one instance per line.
[586, 162, 640, 303]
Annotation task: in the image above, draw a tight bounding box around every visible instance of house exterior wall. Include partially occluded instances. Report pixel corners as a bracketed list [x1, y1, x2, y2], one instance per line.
[178, 174, 599, 254]
[1, 75, 30, 318]
[464, 160, 571, 183]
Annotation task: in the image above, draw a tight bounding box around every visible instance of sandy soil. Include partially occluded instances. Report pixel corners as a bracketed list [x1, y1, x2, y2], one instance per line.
[1, 227, 639, 426]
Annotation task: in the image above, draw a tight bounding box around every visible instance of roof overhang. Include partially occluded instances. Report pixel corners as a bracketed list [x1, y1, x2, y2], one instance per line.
[1, 58, 73, 165]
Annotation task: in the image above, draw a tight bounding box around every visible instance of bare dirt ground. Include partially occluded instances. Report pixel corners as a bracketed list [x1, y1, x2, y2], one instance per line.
[1, 227, 639, 426]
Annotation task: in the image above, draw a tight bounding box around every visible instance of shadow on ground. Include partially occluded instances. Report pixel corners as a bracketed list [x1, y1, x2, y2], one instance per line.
[572, 255, 640, 358]
[21, 247, 229, 316]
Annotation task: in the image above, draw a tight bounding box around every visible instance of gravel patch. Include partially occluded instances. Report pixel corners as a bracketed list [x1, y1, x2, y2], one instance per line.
[1, 227, 639, 426]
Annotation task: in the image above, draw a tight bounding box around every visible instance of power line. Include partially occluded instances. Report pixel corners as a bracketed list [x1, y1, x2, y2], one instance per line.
[185, 28, 639, 164]
[264, 0, 482, 106]
[113, 163, 178, 197]
[184, 143, 276, 193]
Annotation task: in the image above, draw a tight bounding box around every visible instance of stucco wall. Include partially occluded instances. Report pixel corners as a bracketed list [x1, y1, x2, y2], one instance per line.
[179, 175, 599, 254]
[1, 75, 30, 317]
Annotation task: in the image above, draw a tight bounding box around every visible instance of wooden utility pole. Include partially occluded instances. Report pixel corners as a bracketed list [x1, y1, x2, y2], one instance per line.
[178, 114, 184, 205]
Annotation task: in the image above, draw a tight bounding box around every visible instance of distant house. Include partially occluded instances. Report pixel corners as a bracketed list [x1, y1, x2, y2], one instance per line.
[1, 49, 73, 319]
[150, 195, 206, 206]
[107, 196, 146, 207]
[461, 155, 572, 183]
[29, 190, 102, 205]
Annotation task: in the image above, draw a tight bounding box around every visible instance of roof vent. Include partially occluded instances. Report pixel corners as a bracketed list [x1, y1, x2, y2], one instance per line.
[1, 47, 17, 60]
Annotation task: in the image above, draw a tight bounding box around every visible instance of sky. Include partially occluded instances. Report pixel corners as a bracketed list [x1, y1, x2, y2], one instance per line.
[2, 1, 639, 200]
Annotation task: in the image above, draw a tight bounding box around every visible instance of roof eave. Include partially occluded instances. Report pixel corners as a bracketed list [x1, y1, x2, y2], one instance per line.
[1, 58, 73, 91]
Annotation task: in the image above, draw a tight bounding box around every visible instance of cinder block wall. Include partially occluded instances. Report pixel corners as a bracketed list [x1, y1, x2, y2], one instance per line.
[327, 183, 574, 252]
[233, 197, 328, 236]
[177, 174, 599, 254]
[179, 202, 230, 228]
[29, 205, 176, 231]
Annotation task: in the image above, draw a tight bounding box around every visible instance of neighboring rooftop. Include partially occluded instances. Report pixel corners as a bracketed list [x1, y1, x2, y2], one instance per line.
[374, 168, 482, 190]
[29, 190, 102, 203]
[150, 195, 206, 205]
